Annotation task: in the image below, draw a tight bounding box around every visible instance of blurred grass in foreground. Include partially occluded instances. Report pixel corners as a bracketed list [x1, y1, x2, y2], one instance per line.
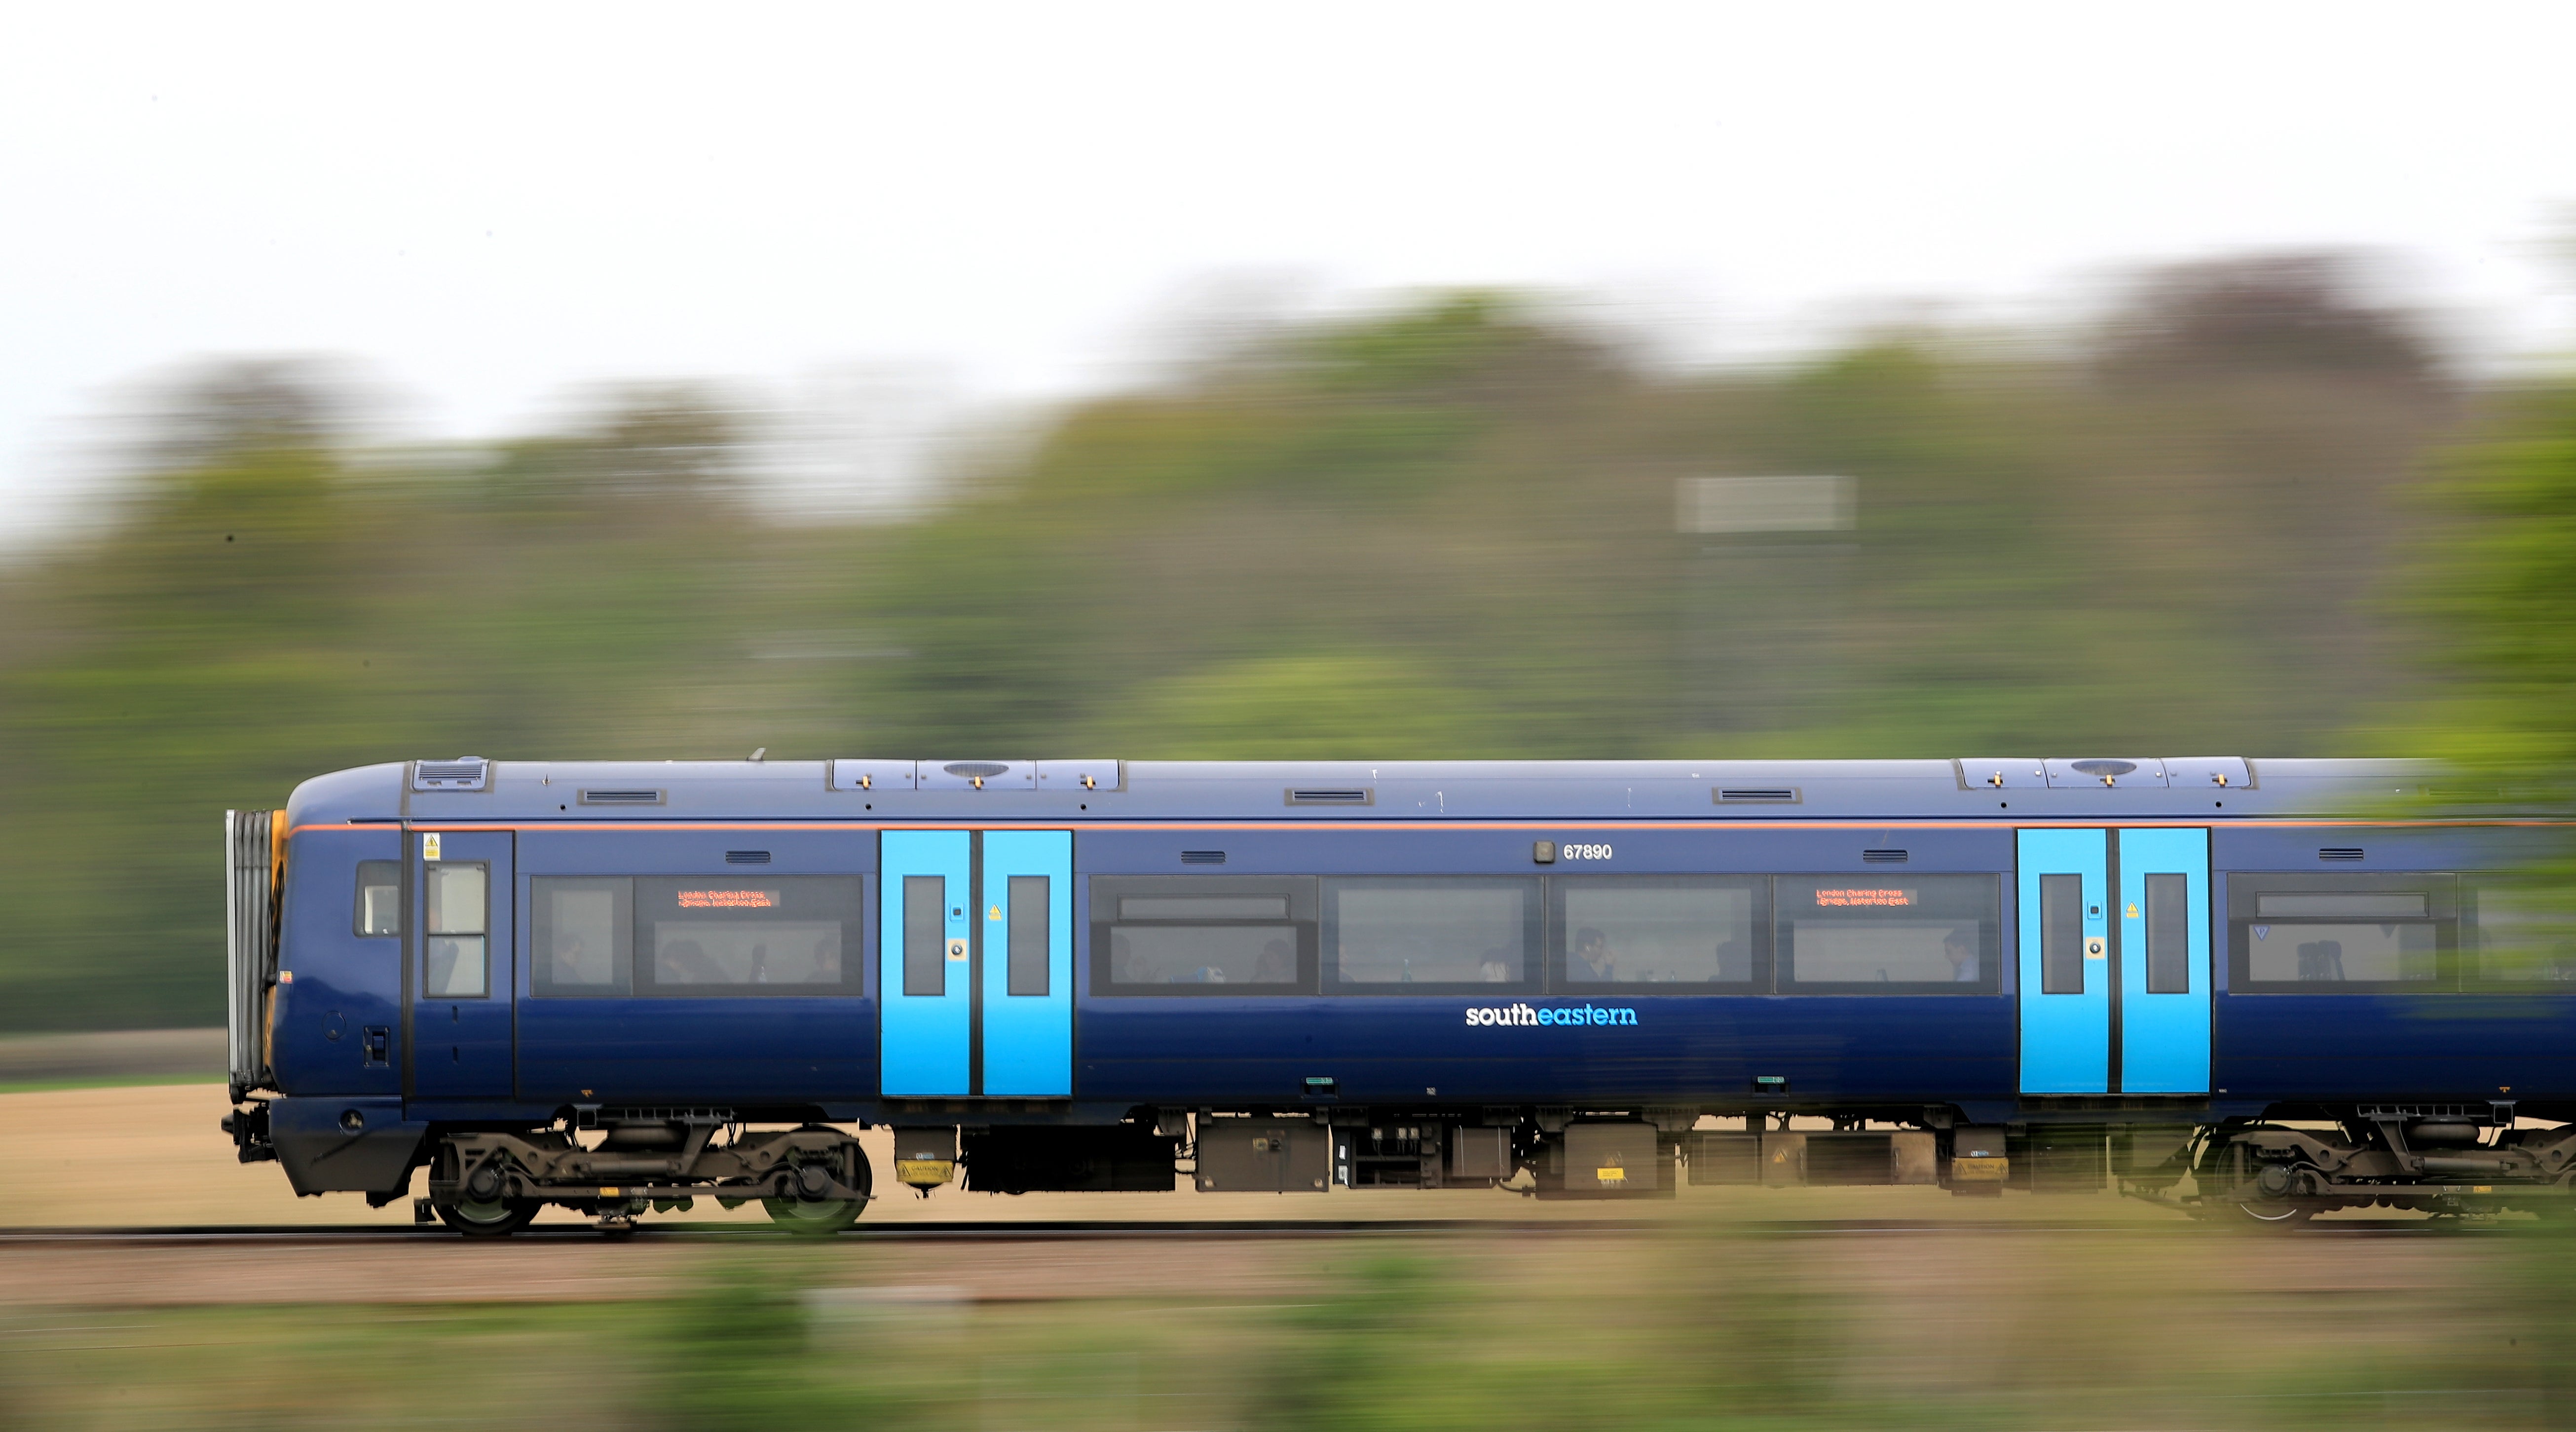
[9, 1213, 2576, 1429]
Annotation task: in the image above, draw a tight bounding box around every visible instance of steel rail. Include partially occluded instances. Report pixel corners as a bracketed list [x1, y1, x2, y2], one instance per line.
[0, 1215, 2506, 1245]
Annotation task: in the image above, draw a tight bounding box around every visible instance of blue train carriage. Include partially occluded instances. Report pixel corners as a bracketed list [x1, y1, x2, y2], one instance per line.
[217, 755, 2575, 1235]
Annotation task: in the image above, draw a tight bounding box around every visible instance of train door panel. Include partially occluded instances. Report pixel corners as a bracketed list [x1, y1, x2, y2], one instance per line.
[2116, 828, 2211, 1094]
[2017, 829, 2109, 1094]
[881, 830, 971, 1097]
[409, 829, 515, 1099]
[2017, 827, 2212, 1096]
[980, 830, 1073, 1097]
[879, 829, 1075, 1099]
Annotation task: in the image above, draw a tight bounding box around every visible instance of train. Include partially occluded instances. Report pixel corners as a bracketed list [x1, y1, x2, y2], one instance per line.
[217, 755, 2576, 1234]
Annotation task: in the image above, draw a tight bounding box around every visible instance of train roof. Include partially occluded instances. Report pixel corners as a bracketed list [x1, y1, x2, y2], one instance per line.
[283, 756, 2460, 828]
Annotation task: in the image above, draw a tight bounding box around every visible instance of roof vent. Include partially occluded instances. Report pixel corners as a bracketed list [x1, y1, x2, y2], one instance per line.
[919, 759, 1034, 791]
[1180, 850, 1227, 865]
[725, 850, 772, 865]
[1717, 788, 1800, 804]
[579, 789, 665, 806]
[413, 758, 489, 792]
[2319, 847, 2365, 862]
[1286, 788, 1374, 806]
[1863, 849, 1909, 864]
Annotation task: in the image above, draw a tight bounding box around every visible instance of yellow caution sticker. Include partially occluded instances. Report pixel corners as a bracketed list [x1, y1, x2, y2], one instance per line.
[1951, 1156, 2010, 1183]
[422, 832, 442, 861]
[1596, 1166, 1627, 1183]
[895, 1159, 956, 1188]
[601, 1187, 622, 1198]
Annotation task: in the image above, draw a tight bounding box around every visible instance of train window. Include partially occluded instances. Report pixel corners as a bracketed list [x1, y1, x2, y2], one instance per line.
[2465, 880, 2576, 984]
[2040, 874, 2083, 994]
[633, 876, 864, 996]
[530, 877, 634, 997]
[1549, 877, 1764, 991]
[2227, 873, 2456, 992]
[1008, 875, 1050, 996]
[1774, 874, 2000, 994]
[904, 876, 945, 997]
[354, 861, 400, 937]
[1091, 876, 1318, 994]
[2246, 924, 2433, 984]
[1322, 878, 1541, 994]
[421, 863, 488, 999]
[2144, 872, 2190, 994]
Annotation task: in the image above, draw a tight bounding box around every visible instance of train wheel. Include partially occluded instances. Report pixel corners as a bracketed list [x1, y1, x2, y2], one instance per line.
[764, 1197, 863, 1235]
[2231, 1198, 2317, 1226]
[436, 1197, 540, 1238]
[764, 1131, 870, 1236]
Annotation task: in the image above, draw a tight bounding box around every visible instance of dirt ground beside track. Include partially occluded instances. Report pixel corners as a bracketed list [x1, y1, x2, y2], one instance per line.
[0, 1219, 2484, 1311]
[0, 1085, 2503, 1312]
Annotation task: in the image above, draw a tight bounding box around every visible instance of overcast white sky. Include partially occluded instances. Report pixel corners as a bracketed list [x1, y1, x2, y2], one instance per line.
[5, 3, 2574, 540]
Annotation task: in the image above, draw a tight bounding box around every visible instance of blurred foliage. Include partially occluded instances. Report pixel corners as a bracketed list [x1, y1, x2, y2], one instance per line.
[9, 1217, 2576, 1429]
[2391, 368, 2576, 967]
[0, 255, 2499, 1029]
[2408, 377, 2576, 776]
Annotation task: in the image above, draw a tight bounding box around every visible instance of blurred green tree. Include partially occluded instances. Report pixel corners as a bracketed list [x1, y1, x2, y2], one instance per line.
[0, 268, 2480, 1031]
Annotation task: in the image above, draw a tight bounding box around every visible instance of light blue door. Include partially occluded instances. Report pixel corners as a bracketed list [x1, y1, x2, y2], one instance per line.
[981, 830, 1074, 1096]
[2117, 827, 2212, 1094]
[881, 829, 971, 1096]
[879, 829, 1074, 1098]
[2018, 828, 2109, 1093]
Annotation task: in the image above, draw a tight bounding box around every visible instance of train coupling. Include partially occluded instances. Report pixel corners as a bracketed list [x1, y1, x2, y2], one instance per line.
[221, 1102, 275, 1164]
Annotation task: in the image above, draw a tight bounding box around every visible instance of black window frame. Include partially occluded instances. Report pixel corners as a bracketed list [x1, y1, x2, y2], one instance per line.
[631, 874, 866, 998]
[1772, 873, 2003, 995]
[2227, 871, 2458, 994]
[1547, 874, 1769, 994]
[1321, 875, 1543, 996]
[528, 875, 637, 999]
[1090, 875, 1320, 996]
[354, 860, 401, 938]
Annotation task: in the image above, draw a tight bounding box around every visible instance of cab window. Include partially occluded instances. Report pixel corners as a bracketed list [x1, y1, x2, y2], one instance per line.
[354, 861, 400, 937]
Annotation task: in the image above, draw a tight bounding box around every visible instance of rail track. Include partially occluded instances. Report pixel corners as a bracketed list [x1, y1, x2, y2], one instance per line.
[0, 1215, 2508, 1246]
